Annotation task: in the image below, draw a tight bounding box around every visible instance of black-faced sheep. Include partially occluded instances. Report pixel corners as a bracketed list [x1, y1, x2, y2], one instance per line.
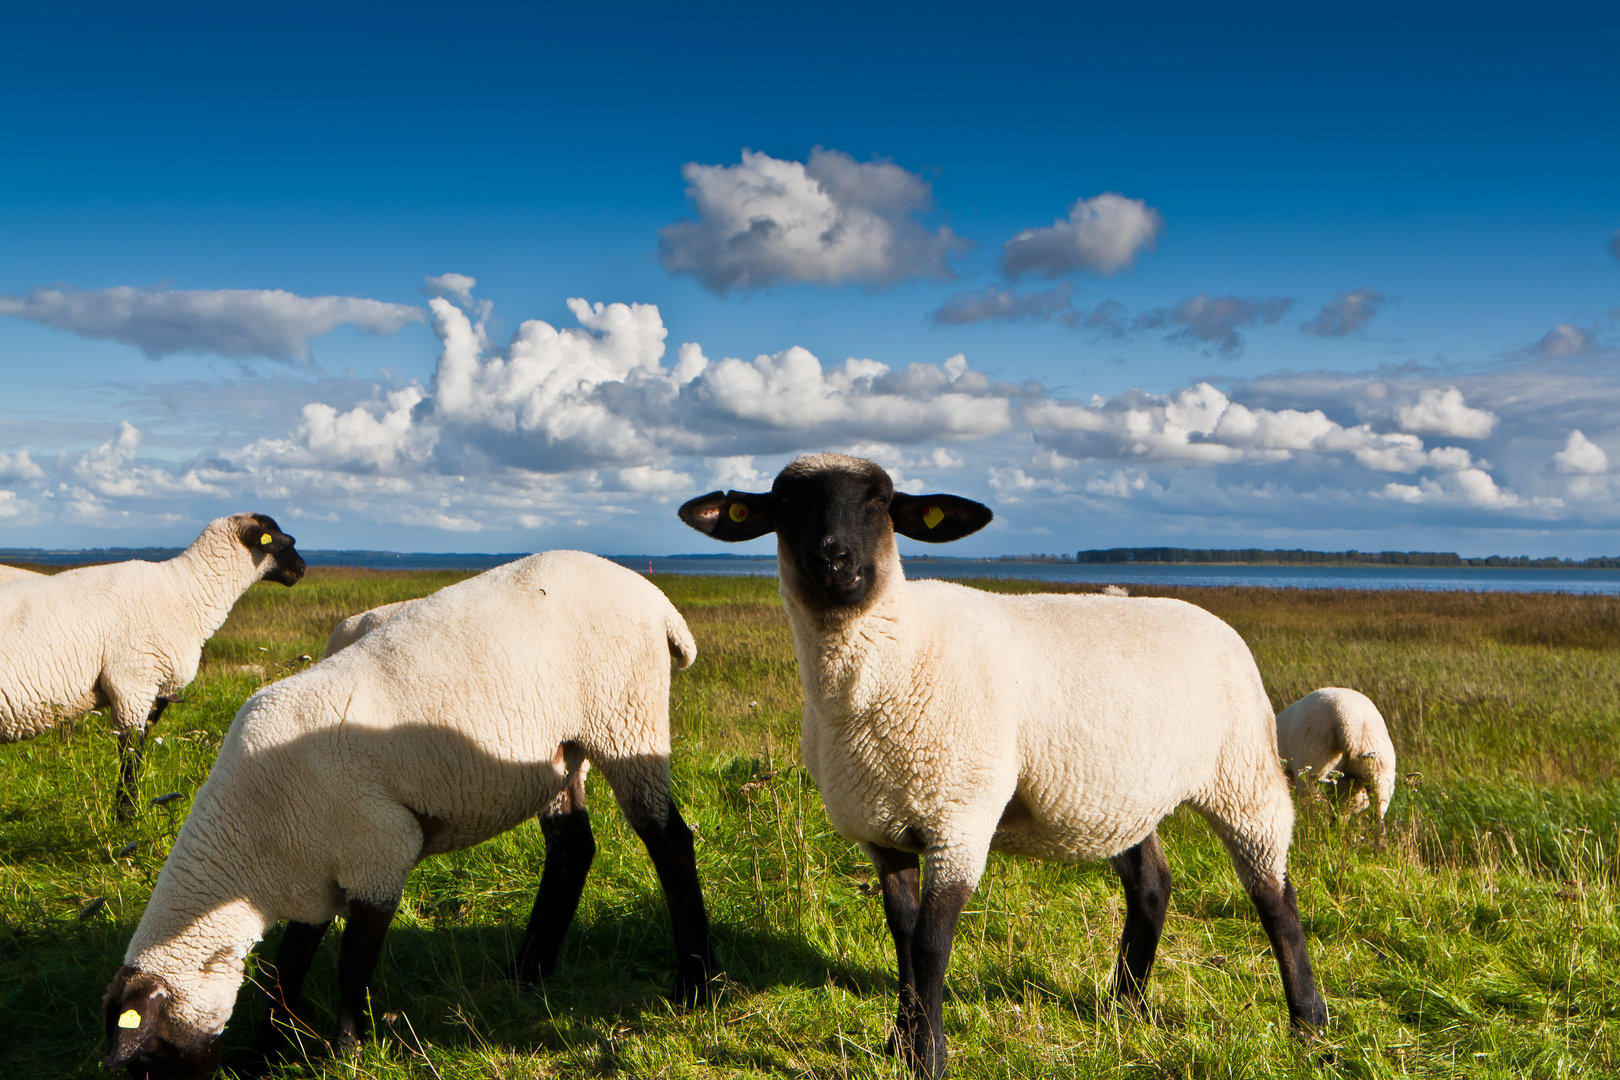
[102, 551, 713, 1078]
[0, 513, 304, 819]
[680, 454, 1326, 1078]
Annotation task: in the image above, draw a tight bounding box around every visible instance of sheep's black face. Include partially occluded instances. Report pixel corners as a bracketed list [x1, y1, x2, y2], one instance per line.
[676, 454, 995, 613]
[772, 460, 895, 608]
[102, 967, 219, 1079]
[240, 513, 306, 586]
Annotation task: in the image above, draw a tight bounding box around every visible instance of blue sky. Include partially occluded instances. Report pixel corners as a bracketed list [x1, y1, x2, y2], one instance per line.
[2, 1, 1617, 556]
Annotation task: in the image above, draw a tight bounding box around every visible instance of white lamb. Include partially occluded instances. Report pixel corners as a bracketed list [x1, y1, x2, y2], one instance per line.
[0, 513, 305, 818]
[1275, 687, 1396, 820]
[0, 562, 44, 584]
[102, 551, 714, 1078]
[322, 598, 420, 657]
[681, 454, 1326, 1078]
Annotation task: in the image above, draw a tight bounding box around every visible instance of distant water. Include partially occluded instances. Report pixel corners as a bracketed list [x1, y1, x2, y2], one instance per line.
[5, 549, 1618, 594]
[621, 557, 1620, 595]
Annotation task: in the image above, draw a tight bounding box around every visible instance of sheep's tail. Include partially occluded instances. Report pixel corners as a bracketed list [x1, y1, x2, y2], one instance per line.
[665, 610, 698, 670]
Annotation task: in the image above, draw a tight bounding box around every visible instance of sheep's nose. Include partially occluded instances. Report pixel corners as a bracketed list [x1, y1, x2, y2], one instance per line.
[808, 538, 858, 585]
[817, 538, 850, 568]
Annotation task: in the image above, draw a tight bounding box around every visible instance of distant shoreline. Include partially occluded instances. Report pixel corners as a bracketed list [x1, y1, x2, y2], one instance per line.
[3, 546, 1618, 572]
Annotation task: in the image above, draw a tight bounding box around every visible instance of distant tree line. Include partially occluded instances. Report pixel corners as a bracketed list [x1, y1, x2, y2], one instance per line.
[1070, 548, 1620, 569]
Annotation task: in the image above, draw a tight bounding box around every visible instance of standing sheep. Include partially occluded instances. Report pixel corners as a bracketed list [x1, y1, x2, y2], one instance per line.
[322, 598, 420, 657]
[680, 454, 1326, 1078]
[1275, 687, 1396, 820]
[102, 551, 714, 1079]
[0, 513, 304, 819]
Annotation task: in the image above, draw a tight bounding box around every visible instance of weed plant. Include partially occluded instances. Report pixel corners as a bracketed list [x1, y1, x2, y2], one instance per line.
[1, 570, 1616, 1077]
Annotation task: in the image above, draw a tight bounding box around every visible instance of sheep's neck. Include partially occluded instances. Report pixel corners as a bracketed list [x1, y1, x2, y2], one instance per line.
[783, 574, 911, 724]
[166, 524, 266, 642]
[124, 850, 272, 1038]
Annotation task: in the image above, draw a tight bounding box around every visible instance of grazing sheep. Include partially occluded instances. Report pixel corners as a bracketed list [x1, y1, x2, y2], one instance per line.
[1275, 687, 1396, 820]
[0, 514, 304, 819]
[0, 562, 44, 584]
[321, 598, 419, 657]
[680, 454, 1326, 1078]
[102, 551, 714, 1079]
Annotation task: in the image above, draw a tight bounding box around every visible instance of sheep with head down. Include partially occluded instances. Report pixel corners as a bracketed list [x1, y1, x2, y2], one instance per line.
[680, 453, 1326, 1078]
[102, 550, 714, 1078]
[1276, 687, 1397, 820]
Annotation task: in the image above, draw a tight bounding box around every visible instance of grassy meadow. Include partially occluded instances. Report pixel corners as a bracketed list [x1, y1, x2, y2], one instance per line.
[2, 567, 1619, 1078]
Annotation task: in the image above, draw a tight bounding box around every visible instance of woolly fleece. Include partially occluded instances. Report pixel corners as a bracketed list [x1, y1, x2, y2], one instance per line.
[119, 550, 696, 1039]
[1275, 687, 1397, 820]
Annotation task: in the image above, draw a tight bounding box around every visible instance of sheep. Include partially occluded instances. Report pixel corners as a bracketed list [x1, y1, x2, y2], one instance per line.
[679, 454, 1327, 1078]
[102, 550, 715, 1079]
[0, 513, 304, 819]
[322, 598, 420, 657]
[0, 562, 44, 584]
[1275, 687, 1396, 820]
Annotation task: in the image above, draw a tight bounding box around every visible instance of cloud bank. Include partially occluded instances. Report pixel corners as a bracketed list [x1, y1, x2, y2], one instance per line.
[4, 287, 1617, 547]
[0, 285, 425, 361]
[657, 148, 964, 294]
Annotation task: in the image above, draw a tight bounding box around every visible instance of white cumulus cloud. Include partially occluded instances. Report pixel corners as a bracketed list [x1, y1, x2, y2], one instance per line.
[1025, 381, 1487, 477]
[0, 449, 44, 482]
[1396, 386, 1497, 439]
[658, 148, 963, 293]
[0, 284, 425, 361]
[1001, 193, 1162, 279]
[1554, 430, 1609, 474]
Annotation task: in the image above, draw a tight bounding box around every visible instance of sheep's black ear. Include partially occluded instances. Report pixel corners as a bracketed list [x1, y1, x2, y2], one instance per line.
[240, 513, 295, 553]
[890, 492, 993, 543]
[102, 967, 167, 1069]
[678, 491, 775, 542]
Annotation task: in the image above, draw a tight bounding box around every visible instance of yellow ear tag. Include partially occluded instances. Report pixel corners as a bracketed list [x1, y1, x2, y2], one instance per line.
[118, 1009, 141, 1029]
[923, 505, 945, 530]
[728, 503, 749, 523]
[260, 533, 273, 546]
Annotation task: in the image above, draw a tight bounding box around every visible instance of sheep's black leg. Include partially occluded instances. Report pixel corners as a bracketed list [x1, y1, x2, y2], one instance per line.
[334, 898, 397, 1050]
[905, 876, 974, 1079]
[507, 770, 596, 985]
[868, 845, 921, 1056]
[629, 797, 715, 1005]
[113, 697, 178, 822]
[114, 729, 146, 823]
[1109, 831, 1172, 1004]
[1246, 875, 1328, 1031]
[254, 919, 331, 1061]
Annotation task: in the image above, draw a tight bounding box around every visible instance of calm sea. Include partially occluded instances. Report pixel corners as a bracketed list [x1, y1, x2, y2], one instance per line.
[6, 548, 1618, 594]
[615, 556, 1620, 595]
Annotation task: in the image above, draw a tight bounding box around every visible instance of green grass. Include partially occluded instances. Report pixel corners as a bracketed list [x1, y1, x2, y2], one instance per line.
[3, 569, 1618, 1077]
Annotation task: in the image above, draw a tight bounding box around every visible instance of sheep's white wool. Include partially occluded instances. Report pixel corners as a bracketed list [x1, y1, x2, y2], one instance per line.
[322, 598, 420, 658]
[1275, 687, 1397, 820]
[0, 514, 292, 742]
[121, 551, 695, 1038]
[788, 575, 1293, 891]
[0, 563, 43, 584]
[769, 454, 1295, 896]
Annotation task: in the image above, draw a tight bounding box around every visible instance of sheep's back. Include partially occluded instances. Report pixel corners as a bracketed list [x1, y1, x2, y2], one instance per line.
[0, 570, 129, 737]
[209, 551, 684, 871]
[906, 583, 1278, 856]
